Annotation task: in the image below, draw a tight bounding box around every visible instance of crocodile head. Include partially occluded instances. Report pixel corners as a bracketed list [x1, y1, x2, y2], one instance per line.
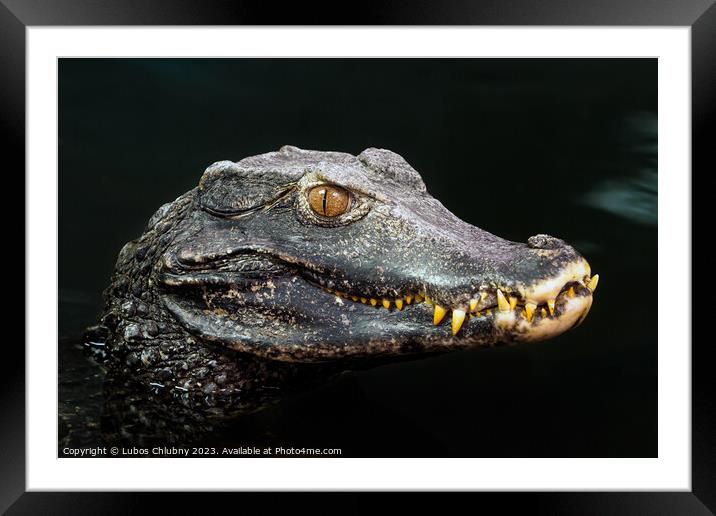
[154, 146, 598, 362]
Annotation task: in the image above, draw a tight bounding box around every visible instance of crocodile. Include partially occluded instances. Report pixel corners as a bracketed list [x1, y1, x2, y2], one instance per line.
[91, 145, 599, 422]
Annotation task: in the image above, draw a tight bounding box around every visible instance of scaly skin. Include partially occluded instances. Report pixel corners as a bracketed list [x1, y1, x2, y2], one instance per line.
[92, 146, 598, 419]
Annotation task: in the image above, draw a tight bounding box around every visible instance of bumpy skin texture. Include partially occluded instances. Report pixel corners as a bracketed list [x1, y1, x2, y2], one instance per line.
[96, 191, 318, 414]
[95, 146, 595, 415]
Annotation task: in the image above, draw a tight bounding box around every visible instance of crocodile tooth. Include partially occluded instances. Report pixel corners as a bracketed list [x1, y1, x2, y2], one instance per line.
[496, 289, 510, 312]
[485, 309, 492, 316]
[382, 299, 391, 309]
[405, 295, 413, 304]
[567, 287, 575, 298]
[351, 296, 359, 302]
[395, 299, 404, 310]
[475, 310, 481, 317]
[414, 294, 424, 303]
[547, 299, 555, 316]
[433, 305, 447, 325]
[424, 295, 433, 306]
[452, 309, 466, 335]
[587, 274, 600, 292]
[360, 297, 368, 304]
[469, 299, 478, 312]
[370, 298, 378, 306]
[480, 292, 488, 302]
[524, 302, 537, 322]
[541, 308, 547, 318]
[508, 296, 518, 310]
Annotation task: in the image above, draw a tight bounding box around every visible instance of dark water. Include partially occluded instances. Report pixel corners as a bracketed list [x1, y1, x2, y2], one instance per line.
[59, 58, 657, 457]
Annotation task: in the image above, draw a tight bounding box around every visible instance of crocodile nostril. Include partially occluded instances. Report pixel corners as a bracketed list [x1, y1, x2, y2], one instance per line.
[527, 234, 566, 250]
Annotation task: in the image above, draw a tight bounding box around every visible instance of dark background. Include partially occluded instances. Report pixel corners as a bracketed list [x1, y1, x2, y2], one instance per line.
[59, 58, 657, 457]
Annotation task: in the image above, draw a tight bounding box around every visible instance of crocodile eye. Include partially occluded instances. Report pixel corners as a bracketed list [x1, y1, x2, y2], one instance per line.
[307, 185, 350, 217]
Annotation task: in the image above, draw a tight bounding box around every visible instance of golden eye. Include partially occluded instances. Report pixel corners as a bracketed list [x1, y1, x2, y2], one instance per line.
[307, 185, 350, 217]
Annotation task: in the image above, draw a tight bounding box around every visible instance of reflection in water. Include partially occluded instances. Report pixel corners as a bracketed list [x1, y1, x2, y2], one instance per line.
[59, 339, 271, 448]
[584, 169, 657, 226]
[583, 112, 657, 226]
[58, 340, 106, 449]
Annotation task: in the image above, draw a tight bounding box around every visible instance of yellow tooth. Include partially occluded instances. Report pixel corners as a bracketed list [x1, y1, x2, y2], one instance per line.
[424, 295, 433, 306]
[524, 302, 537, 322]
[475, 310, 481, 317]
[395, 299, 404, 310]
[496, 289, 510, 312]
[351, 296, 359, 302]
[433, 305, 447, 325]
[452, 309, 466, 335]
[405, 295, 413, 304]
[547, 299, 555, 316]
[485, 309, 492, 316]
[567, 287, 575, 298]
[370, 298, 378, 306]
[508, 296, 518, 310]
[469, 299, 478, 312]
[480, 292, 488, 301]
[587, 274, 600, 292]
[382, 299, 391, 309]
[360, 297, 367, 304]
[541, 308, 547, 318]
[414, 294, 424, 303]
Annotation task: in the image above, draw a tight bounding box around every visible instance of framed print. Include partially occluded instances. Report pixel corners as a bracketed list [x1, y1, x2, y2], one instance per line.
[5, 0, 713, 512]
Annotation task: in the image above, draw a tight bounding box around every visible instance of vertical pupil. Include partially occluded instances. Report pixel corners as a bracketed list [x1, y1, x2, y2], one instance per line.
[309, 185, 348, 217]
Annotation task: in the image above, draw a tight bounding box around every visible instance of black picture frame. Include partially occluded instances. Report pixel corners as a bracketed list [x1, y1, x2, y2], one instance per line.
[4, 1, 711, 513]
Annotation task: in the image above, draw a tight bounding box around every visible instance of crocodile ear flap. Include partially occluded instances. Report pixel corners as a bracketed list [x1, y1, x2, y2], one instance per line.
[197, 161, 296, 215]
